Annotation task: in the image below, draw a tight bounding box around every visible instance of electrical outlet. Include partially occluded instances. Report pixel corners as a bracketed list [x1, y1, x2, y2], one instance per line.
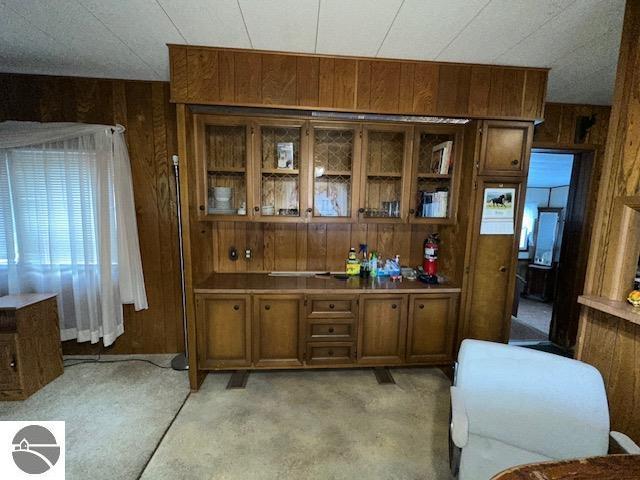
[245, 249, 251, 259]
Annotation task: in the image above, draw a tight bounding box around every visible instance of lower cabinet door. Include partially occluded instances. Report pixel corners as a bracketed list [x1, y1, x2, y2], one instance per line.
[406, 294, 458, 363]
[196, 295, 251, 369]
[357, 295, 408, 365]
[253, 295, 304, 367]
[0, 334, 21, 391]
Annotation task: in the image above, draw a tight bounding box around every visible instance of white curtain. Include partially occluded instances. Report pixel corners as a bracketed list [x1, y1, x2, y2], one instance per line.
[0, 121, 147, 346]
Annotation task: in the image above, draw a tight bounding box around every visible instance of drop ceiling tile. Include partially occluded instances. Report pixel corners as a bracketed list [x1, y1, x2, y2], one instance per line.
[239, 0, 318, 52]
[2, 0, 158, 79]
[315, 0, 402, 56]
[378, 0, 489, 60]
[157, 0, 250, 48]
[496, 0, 624, 67]
[77, 0, 185, 79]
[438, 0, 572, 64]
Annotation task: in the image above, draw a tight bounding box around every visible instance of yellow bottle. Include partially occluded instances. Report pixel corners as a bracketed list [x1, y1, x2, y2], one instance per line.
[346, 247, 361, 276]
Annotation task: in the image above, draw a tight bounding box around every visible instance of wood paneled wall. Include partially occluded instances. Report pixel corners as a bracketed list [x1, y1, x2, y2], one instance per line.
[576, 0, 640, 442]
[0, 73, 183, 354]
[533, 102, 610, 148]
[170, 45, 548, 120]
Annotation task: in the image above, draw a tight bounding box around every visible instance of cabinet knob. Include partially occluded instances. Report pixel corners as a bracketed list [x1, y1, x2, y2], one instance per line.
[409, 208, 415, 214]
[9, 356, 16, 371]
[499, 265, 507, 273]
[265, 305, 271, 310]
[392, 304, 397, 309]
[328, 327, 335, 333]
[358, 208, 365, 214]
[199, 205, 205, 211]
[307, 207, 313, 213]
[419, 304, 425, 309]
[233, 304, 240, 310]
[328, 350, 334, 356]
[254, 206, 260, 212]
[329, 304, 335, 309]
[511, 159, 519, 166]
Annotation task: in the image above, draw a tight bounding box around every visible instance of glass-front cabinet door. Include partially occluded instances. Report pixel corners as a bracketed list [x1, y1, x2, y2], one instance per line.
[195, 115, 253, 220]
[254, 119, 308, 221]
[409, 125, 463, 224]
[308, 122, 361, 222]
[359, 125, 413, 222]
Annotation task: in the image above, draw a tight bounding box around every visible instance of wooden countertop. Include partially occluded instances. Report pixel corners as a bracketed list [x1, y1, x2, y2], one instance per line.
[194, 273, 461, 294]
[491, 454, 640, 479]
[0, 293, 58, 310]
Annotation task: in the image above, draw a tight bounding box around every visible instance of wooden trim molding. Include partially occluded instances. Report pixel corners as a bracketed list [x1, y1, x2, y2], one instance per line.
[168, 45, 548, 121]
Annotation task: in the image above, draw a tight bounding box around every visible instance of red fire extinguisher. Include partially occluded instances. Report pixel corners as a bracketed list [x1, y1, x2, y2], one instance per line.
[422, 233, 440, 283]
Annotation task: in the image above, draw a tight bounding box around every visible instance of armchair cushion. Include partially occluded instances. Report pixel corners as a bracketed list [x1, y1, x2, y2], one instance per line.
[455, 340, 610, 460]
[450, 386, 469, 448]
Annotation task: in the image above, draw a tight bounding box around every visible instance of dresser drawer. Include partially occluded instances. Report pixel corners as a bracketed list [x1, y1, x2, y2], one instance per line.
[306, 296, 357, 319]
[308, 322, 353, 340]
[306, 342, 354, 365]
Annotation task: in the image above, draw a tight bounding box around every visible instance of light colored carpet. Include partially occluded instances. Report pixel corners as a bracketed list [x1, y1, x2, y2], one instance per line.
[0, 354, 189, 480]
[141, 368, 452, 480]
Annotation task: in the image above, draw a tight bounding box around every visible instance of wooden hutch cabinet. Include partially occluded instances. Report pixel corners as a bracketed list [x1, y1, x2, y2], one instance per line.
[171, 45, 547, 390]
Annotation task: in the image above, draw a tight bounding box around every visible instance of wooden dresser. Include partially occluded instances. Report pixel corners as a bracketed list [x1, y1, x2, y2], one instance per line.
[0, 294, 63, 400]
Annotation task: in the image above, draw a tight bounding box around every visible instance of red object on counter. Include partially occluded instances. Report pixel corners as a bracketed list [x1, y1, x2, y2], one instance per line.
[423, 234, 439, 277]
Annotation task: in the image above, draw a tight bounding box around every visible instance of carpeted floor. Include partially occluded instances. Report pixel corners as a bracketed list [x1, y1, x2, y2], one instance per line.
[0, 355, 189, 480]
[0, 360, 452, 479]
[141, 368, 452, 480]
[510, 297, 553, 341]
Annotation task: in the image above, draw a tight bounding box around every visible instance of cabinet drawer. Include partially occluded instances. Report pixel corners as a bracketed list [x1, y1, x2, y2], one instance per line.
[307, 296, 357, 319]
[308, 322, 353, 340]
[306, 342, 354, 365]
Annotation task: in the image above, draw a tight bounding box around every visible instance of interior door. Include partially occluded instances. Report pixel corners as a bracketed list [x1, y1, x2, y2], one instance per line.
[463, 179, 525, 342]
[357, 295, 407, 364]
[550, 151, 595, 348]
[253, 295, 304, 367]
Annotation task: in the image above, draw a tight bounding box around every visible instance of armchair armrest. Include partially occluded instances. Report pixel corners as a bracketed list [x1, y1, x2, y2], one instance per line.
[610, 431, 640, 454]
[450, 386, 469, 448]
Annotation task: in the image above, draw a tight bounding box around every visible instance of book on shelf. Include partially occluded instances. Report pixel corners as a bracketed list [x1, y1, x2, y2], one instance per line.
[431, 141, 453, 175]
[418, 189, 448, 218]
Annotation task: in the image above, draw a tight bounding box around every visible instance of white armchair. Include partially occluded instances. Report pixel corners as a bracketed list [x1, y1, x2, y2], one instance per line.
[450, 339, 640, 480]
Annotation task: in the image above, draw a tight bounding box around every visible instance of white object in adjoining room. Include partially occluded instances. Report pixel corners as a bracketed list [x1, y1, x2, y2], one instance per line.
[450, 339, 640, 480]
[0, 121, 148, 346]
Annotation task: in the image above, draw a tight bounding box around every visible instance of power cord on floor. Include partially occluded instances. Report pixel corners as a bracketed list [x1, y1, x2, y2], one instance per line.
[64, 358, 173, 369]
[63, 346, 173, 369]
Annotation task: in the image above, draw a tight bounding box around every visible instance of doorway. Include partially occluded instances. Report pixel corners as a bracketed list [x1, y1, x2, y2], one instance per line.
[509, 148, 595, 351]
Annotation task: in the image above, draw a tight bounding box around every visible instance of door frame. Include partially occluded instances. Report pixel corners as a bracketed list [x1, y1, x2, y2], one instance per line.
[511, 146, 597, 348]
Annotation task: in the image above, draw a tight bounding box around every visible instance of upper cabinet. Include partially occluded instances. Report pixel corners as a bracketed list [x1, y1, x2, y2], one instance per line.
[194, 115, 253, 220]
[359, 125, 413, 222]
[308, 122, 361, 222]
[254, 119, 308, 221]
[193, 114, 512, 224]
[478, 120, 533, 176]
[409, 125, 464, 224]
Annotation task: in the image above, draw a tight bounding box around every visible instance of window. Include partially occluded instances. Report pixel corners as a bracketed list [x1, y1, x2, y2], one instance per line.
[0, 143, 108, 267]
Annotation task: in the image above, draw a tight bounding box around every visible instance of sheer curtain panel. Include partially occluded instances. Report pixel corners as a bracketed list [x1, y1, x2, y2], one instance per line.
[0, 121, 148, 346]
